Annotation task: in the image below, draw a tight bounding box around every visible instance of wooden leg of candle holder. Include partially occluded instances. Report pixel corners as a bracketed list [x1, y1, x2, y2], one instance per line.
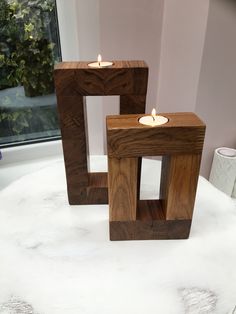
[57, 95, 89, 204]
[109, 154, 201, 241]
[86, 173, 108, 204]
[120, 94, 146, 200]
[57, 95, 109, 205]
[108, 157, 138, 222]
[160, 154, 202, 220]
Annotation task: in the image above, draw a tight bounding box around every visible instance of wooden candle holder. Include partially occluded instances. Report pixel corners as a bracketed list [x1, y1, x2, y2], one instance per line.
[54, 61, 148, 205]
[107, 112, 206, 240]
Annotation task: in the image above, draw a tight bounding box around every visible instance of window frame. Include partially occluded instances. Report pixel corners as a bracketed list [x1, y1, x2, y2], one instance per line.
[0, 0, 80, 160]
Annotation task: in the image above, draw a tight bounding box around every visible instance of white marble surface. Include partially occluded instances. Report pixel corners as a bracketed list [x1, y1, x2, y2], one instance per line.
[0, 156, 236, 314]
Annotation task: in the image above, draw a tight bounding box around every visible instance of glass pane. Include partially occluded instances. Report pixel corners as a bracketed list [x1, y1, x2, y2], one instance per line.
[0, 0, 61, 147]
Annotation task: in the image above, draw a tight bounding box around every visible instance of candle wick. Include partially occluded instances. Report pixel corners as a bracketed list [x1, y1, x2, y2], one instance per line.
[98, 61, 101, 66]
[152, 116, 155, 122]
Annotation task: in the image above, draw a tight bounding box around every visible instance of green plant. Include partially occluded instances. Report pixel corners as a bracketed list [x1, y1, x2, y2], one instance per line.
[8, 0, 55, 41]
[9, 0, 57, 97]
[0, 105, 59, 136]
[13, 38, 55, 97]
[0, 0, 19, 90]
[0, 0, 58, 96]
[0, 108, 33, 135]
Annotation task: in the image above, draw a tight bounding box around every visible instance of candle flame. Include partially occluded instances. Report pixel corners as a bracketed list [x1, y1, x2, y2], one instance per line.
[151, 108, 156, 121]
[97, 54, 102, 62]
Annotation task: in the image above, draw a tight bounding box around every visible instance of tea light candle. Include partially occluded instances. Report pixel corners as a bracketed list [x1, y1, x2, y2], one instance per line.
[139, 108, 168, 126]
[88, 54, 113, 68]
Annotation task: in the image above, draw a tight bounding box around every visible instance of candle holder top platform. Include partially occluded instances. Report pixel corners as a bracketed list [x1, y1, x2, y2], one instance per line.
[107, 112, 206, 240]
[54, 60, 148, 205]
[54, 60, 148, 97]
[107, 112, 205, 157]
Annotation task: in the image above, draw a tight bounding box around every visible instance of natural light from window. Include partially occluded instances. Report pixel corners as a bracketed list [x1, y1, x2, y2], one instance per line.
[0, 0, 61, 147]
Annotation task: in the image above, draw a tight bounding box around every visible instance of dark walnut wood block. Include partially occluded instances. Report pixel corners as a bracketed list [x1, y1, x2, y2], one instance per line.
[110, 200, 192, 240]
[54, 61, 148, 205]
[107, 112, 205, 240]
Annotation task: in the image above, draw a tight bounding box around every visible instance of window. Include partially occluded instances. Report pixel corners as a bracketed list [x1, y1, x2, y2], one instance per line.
[0, 0, 61, 147]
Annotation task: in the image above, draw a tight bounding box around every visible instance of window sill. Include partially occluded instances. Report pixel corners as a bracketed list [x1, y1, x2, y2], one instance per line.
[0, 141, 64, 190]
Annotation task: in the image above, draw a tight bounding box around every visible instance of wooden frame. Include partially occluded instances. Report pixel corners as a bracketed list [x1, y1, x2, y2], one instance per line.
[107, 112, 206, 240]
[54, 61, 148, 204]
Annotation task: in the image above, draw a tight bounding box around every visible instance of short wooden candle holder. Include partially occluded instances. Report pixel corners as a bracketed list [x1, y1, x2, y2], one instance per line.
[54, 61, 148, 205]
[107, 112, 206, 240]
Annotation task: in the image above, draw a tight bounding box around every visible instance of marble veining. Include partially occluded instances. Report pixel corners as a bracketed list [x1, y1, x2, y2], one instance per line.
[0, 296, 38, 314]
[0, 157, 236, 314]
[180, 287, 217, 314]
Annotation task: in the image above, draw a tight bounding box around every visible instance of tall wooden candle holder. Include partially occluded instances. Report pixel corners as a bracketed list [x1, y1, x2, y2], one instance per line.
[107, 112, 206, 240]
[54, 61, 148, 205]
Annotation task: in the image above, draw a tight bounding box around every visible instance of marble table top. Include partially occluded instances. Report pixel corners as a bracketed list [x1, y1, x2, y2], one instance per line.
[0, 156, 236, 314]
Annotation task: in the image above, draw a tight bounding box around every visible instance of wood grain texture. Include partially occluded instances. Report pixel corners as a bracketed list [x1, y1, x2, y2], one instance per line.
[107, 112, 205, 241]
[54, 60, 148, 205]
[55, 60, 148, 70]
[120, 95, 147, 200]
[137, 199, 165, 220]
[108, 157, 138, 221]
[110, 200, 191, 240]
[110, 220, 191, 240]
[56, 95, 89, 204]
[69, 173, 108, 205]
[107, 113, 206, 158]
[160, 154, 202, 220]
[89, 172, 107, 187]
[120, 95, 147, 114]
[54, 61, 148, 96]
[69, 187, 108, 205]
